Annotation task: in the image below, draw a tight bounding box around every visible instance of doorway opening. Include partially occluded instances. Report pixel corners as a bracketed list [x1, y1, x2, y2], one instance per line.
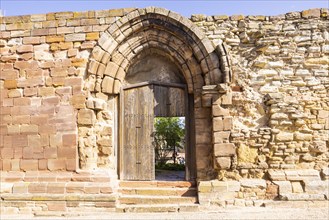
[154, 117, 186, 181]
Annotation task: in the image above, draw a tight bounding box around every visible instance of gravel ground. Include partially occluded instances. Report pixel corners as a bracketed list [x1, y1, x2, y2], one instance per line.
[1, 202, 328, 220]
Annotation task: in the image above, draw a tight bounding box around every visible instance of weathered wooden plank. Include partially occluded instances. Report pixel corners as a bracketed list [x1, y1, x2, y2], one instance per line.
[123, 88, 138, 180]
[168, 87, 185, 117]
[137, 85, 154, 180]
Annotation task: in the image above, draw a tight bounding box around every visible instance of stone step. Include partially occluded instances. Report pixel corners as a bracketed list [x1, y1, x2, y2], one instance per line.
[119, 187, 197, 196]
[1, 193, 117, 202]
[118, 195, 198, 205]
[34, 208, 117, 217]
[119, 180, 196, 188]
[1, 181, 114, 194]
[117, 204, 199, 213]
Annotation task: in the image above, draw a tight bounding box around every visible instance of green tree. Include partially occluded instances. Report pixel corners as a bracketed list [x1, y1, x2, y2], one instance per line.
[153, 117, 185, 165]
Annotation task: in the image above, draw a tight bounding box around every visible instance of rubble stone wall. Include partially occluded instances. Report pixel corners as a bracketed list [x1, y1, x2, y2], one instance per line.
[0, 7, 328, 210]
[195, 8, 329, 205]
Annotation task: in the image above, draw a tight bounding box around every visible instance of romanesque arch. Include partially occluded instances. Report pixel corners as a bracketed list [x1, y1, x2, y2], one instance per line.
[87, 7, 231, 93]
[82, 7, 232, 179]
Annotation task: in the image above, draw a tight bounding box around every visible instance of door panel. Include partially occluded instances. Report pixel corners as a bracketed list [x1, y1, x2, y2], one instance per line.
[122, 85, 154, 180]
[168, 87, 185, 117]
[123, 88, 138, 180]
[154, 85, 185, 117]
[121, 82, 188, 181]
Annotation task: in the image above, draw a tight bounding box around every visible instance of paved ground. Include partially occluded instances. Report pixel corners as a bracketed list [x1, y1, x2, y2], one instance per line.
[2, 201, 328, 220]
[155, 170, 185, 181]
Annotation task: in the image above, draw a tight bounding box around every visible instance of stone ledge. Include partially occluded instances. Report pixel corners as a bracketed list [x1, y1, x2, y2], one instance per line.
[1, 193, 117, 201]
[268, 169, 322, 181]
[0, 170, 113, 183]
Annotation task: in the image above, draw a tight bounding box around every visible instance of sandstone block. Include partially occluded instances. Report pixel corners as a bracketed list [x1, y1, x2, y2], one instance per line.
[276, 132, 294, 142]
[55, 11, 73, 19]
[318, 110, 329, 119]
[221, 92, 232, 105]
[13, 182, 29, 193]
[1, 148, 14, 159]
[230, 14, 244, 20]
[271, 113, 288, 120]
[46, 35, 64, 43]
[47, 202, 67, 211]
[71, 58, 87, 67]
[213, 131, 230, 143]
[104, 62, 119, 78]
[38, 87, 55, 96]
[213, 15, 229, 20]
[47, 183, 66, 194]
[66, 182, 85, 193]
[20, 159, 38, 171]
[57, 27, 74, 34]
[86, 32, 100, 40]
[309, 141, 327, 153]
[65, 33, 86, 42]
[28, 183, 47, 193]
[304, 180, 329, 194]
[215, 157, 231, 170]
[48, 159, 66, 170]
[211, 180, 227, 192]
[214, 143, 236, 157]
[284, 170, 299, 181]
[8, 89, 22, 98]
[17, 45, 33, 53]
[31, 14, 46, 21]
[62, 134, 77, 147]
[50, 42, 73, 51]
[0, 69, 19, 80]
[237, 144, 258, 163]
[223, 117, 233, 131]
[240, 179, 267, 188]
[4, 80, 17, 89]
[298, 169, 321, 181]
[78, 109, 96, 125]
[42, 97, 60, 106]
[198, 181, 212, 193]
[44, 147, 57, 159]
[70, 94, 86, 109]
[302, 8, 321, 18]
[31, 28, 49, 36]
[227, 181, 241, 192]
[213, 117, 224, 131]
[28, 135, 41, 148]
[0, 183, 13, 193]
[34, 51, 53, 60]
[97, 138, 112, 147]
[101, 76, 114, 94]
[58, 147, 77, 160]
[14, 60, 38, 70]
[273, 181, 292, 194]
[294, 132, 313, 141]
[291, 181, 304, 193]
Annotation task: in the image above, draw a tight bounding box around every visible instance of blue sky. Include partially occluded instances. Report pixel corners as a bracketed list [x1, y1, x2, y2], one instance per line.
[1, 1, 328, 17]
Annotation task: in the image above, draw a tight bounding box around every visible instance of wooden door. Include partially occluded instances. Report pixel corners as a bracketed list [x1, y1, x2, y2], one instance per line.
[154, 85, 185, 117]
[122, 85, 154, 180]
[121, 81, 188, 181]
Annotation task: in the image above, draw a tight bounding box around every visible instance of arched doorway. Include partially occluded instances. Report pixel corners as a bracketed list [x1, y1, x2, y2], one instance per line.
[119, 53, 194, 181]
[86, 7, 229, 181]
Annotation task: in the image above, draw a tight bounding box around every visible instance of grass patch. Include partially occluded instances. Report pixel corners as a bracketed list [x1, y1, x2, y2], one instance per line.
[155, 163, 185, 171]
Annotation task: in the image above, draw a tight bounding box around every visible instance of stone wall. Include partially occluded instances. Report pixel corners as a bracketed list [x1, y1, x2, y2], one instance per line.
[0, 7, 328, 211]
[194, 7, 328, 179]
[0, 8, 136, 172]
[194, 8, 329, 205]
